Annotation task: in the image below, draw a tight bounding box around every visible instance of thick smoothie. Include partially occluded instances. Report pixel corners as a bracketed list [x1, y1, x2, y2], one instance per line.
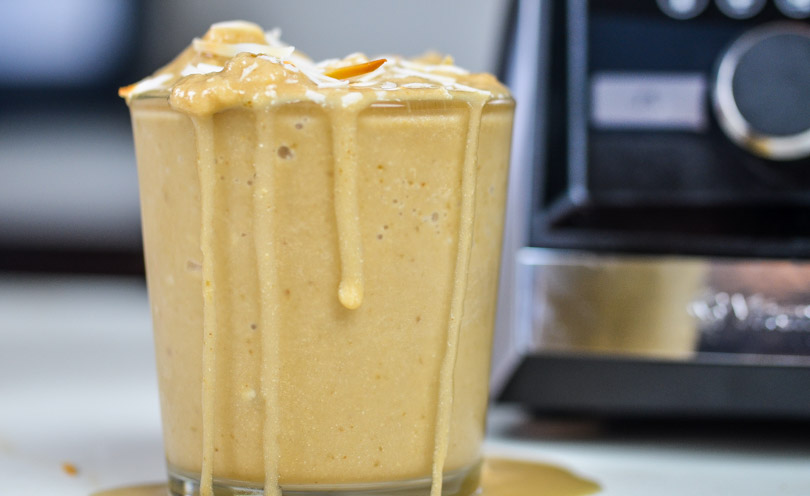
[124, 21, 513, 496]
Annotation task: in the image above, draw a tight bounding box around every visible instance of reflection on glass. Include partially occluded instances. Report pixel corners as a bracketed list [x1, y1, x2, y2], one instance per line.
[522, 249, 810, 362]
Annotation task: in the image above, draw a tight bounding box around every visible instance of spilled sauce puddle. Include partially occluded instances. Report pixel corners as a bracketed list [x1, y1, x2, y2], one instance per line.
[91, 457, 600, 496]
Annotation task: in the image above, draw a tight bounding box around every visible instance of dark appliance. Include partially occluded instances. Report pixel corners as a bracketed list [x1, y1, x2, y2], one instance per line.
[493, 0, 810, 418]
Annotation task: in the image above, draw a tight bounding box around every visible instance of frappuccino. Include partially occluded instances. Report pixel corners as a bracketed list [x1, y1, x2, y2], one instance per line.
[123, 21, 513, 496]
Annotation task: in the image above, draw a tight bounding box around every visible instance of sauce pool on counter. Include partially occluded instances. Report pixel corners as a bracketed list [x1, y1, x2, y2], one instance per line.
[90, 458, 601, 496]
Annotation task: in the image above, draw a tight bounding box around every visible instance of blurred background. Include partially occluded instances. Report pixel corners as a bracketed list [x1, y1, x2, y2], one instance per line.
[0, 3, 511, 492]
[6, 0, 810, 422]
[0, 0, 508, 274]
[4, 1, 810, 494]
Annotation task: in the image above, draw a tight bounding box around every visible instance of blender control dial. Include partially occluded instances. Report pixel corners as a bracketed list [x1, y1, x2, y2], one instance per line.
[713, 23, 810, 161]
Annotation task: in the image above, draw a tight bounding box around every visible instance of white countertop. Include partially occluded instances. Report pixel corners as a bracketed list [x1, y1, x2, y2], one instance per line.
[2, 275, 809, 495]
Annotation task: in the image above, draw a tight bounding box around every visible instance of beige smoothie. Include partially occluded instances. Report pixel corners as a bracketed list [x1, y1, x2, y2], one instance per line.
[123, 21, 513, 496]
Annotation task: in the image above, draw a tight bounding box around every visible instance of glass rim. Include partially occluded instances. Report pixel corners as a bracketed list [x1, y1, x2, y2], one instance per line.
[127, 90, 515, 108]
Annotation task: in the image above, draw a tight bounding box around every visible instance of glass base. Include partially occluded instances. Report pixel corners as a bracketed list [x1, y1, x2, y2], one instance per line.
[168, 462, 481, 496]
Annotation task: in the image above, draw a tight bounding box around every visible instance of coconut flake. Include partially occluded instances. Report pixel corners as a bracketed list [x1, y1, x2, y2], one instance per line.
[264, 28, 285, 47]
[181, 63, 225, 77]
[314, 58, 341, 69]
[391, 67, 455, 86]
[298, 65, 348, 88]
[211, 20, 261, 31]
[130, 74, 174, 96]
[400, 59, 469, 75]
[193, 38, 295, 58]
[402, 82, 435, 89]
[450, 82, 491, 95]
[305, 89, 327, 104]
[239, 62, 259, 81]
[341, 92, 363, 107]
[354, 65, 387, 83]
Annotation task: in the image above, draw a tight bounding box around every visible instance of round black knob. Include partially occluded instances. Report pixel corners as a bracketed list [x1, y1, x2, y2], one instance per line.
[713, 23, 810, 161]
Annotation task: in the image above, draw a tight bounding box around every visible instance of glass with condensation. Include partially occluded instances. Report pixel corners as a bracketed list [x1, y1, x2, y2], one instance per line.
[125, 23, 514, 496]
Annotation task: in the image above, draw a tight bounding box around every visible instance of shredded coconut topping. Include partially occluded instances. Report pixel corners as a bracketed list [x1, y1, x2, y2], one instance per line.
[122, 21, 510, 105]
[297, 64, 349, 88]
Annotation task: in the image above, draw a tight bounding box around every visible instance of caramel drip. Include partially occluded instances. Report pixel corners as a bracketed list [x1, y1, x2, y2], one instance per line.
[253, 109, 283, 496]
[430, 99, 487, 496]
[192, 116, 218, 496]
[330, 109, 364, 310]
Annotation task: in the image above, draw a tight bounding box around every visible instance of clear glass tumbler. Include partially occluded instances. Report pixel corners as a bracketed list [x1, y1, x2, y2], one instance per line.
[128, 93, 514, 496]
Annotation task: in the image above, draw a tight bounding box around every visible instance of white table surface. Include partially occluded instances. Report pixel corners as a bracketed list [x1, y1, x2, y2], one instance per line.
[2, 275, 809, 495]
